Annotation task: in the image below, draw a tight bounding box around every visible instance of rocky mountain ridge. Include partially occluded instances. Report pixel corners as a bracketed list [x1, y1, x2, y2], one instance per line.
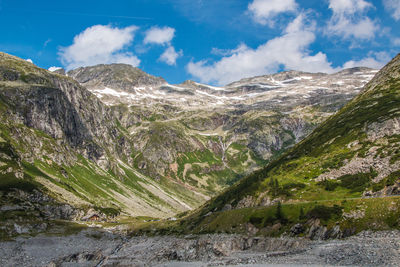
[67, 64, 376, 110]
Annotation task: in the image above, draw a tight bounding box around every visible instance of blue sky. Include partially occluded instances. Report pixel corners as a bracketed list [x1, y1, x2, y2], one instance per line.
[0, 0, 399, 85]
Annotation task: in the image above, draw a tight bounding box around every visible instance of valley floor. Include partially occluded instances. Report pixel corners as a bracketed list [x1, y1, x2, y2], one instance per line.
[1, 229, 399, 266]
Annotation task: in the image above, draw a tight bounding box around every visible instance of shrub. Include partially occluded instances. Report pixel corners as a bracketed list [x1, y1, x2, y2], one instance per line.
[249, 215, 263, 227]
[306, 204, 342, 221]
[317, 179, 340, 191]
[94, 206, 120, 216]
[337, 171, 377, 192]
[275, 201, 287, 223]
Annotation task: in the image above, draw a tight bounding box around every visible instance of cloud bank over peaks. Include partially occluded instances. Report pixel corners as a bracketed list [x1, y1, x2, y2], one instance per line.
[248, 0, 297, 26]
[59, 25, 140, 70]
[187, 14, 338, 86]
[342, 51, 391, 69]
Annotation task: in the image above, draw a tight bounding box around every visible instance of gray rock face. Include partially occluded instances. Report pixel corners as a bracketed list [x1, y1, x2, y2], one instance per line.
[0, 53, 135, 168]
[0, 189, 80, 237]
[68, 63, 165, 92]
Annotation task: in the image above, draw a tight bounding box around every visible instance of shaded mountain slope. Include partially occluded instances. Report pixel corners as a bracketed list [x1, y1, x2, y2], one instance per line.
[0, 52, 205, 225]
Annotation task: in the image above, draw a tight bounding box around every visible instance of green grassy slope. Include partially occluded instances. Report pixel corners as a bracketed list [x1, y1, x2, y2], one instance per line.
[164, 53, 400, 236]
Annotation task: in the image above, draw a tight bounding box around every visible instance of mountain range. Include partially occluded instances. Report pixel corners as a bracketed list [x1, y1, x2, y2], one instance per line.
[172, 53, 400, 239]
[1, 51, 394, 239]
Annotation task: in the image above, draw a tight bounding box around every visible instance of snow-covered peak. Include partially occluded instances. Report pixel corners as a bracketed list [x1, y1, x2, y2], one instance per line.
[74, 66, 378, 110]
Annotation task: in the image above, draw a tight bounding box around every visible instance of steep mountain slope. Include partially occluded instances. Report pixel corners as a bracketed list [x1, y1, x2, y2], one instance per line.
[173, 53, 400, 237]
[67, 64, 376, 196]
[0, 52, 205, 228]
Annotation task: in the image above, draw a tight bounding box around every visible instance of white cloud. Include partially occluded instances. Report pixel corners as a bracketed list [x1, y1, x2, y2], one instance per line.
[48, 66, 62, 72]
[159, 46, 182, 65]
[144, 26, 175, 45]
[211, 44, 249, 56]
[59, 25, 140, 70]
[383, 0, 400, 20]
[326, 0, 378, 40]
[393, 37, 400, 46]
[25, 59, 33, 64]
[329, 0, 371, 14]
[248, 0, 297, 25]
[187, 14, 337, 85]
[343, 51, 391, 69]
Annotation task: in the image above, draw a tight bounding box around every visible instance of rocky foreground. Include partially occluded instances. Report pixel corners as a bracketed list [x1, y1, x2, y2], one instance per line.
[1, 230, 399, 266]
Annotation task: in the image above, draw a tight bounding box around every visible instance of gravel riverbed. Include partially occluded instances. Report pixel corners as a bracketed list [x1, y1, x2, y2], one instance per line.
[1, 230, 399, 266]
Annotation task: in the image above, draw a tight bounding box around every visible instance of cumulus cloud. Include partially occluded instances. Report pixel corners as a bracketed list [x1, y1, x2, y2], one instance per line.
[343, 51, 391, 69]
[48, 66, 62, 72]
[383, 0, 400, 20]
[248, 0, 297, 25]
[326, 0, 378, 40]
[159, 46, 182, 65]
[329, 0, 372, 13]
[143, 26, 183, 66]
[144, 26, 175, 45]
[187, 14, 337, 85]
[59, 25, 140, 70]
[25, 59, 33, 64]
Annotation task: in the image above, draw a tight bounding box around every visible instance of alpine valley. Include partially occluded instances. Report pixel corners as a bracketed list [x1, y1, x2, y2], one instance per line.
[2, 51, 400, 266]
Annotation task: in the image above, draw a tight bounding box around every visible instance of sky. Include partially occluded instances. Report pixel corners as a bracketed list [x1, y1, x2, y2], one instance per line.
[0, 0, 399, 85]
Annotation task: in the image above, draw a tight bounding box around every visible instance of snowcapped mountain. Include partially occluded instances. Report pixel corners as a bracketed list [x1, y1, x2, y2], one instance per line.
[68, 65, 376, 112]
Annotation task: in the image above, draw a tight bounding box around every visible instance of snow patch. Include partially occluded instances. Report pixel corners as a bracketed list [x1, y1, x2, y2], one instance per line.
[48, 66, 62, 72]
[198, 132, 219, 136]
[94, 87, 132, 98]
[196, 90, 243, 100]
[194, 82, 227, 91]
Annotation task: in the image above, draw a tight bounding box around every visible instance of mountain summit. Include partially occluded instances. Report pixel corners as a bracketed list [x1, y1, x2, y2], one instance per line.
[68, 63, 165, 91]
